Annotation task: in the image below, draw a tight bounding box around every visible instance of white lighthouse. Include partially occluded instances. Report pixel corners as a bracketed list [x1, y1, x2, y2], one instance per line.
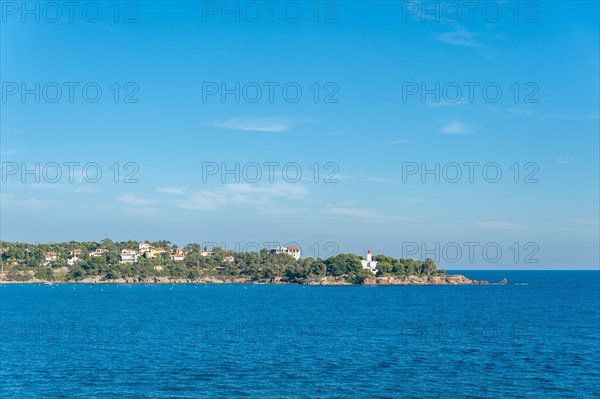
[361, 250, 378, 274]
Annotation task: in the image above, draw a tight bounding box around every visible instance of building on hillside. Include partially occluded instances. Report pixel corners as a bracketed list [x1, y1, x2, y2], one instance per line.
[70, 249, 83, 256]
[361, 250, 378, 274]
[170, 253, 185, 261]
[271, 246, 301, 260]
[120, 249, 138, 264]
[67, 256, 80, 266]
[224, 255, 234, 263]
[147, 247, 167, 259]
[139, 243, 151, 253]
[200, 249, 213, 257]
[43, 252, 57, 265]
[89, 249, 108, 257]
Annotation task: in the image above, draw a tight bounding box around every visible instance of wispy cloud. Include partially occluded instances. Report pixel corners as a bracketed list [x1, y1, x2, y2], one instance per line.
[125, 207, 159, 216]
[543, 113, 600, 121]
[2, 128, 25, 135]
[116, 193, 159, 206]
[507, 108, 536, 117]
[157, 186, 188, 195]
[425, 99, 466, 108]
[0, 148, 26, 156]
[436, 28, 483, 48]
[0, 194, 53, 208]
[441, 121, 473, 134]
[476, 221, 525, 230]
[569, 217, 599, 225]
[556, 156, 575, 165]
[212, 117, 293, 132]
[365, 177, 390, 183]
[375, 139, 408, 147]
[326, 207, 417, 222]
[176, 183, 309, 211]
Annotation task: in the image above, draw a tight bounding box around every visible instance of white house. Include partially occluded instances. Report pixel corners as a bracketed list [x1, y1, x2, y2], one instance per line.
[361, 250, 378, 274]
[139, 242, 151, 253]
[271, 246, 301, 260]
[120, 249, 138, 264]
[224, 255, 234, 263]
[170, 253, 185, 261]
[70, 249, 83, 256]
[200, 249, 213, 257]
[43, 252, 57, 265]
[67, 256, 80, 266]
[89, 249, 108, 257]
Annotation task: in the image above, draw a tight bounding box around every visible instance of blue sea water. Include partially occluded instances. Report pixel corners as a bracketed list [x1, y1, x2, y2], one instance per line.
[1, 271, 599, 398]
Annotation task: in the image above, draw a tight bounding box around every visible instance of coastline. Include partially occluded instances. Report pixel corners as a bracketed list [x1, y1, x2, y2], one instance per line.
[0, 273, 490, 286]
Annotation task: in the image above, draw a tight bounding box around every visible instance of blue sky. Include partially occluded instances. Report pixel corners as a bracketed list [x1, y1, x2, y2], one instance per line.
[1, 1, 598, 269]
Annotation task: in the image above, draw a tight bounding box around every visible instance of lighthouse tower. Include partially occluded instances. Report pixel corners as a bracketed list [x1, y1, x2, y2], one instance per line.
[361, 250, 378, 274]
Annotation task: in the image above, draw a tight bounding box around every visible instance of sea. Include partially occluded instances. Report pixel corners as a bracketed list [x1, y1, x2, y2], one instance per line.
[1, 271, 599, 398]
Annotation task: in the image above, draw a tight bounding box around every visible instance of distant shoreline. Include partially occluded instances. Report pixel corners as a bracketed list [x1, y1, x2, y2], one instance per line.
[0, 274, 494, 286]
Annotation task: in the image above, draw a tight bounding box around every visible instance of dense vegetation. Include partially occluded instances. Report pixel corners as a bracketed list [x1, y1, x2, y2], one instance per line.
[0, 240, 445, 284]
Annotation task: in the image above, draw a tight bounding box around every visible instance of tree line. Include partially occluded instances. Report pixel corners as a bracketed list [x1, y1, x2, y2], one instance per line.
[0, 240, 445, 284]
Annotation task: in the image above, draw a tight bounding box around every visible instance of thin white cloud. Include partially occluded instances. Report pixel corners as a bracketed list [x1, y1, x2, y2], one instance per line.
[476, 221, 525, 230]
[507, 108, 536, 117]
[176, 183, 309, 211]
[326, 207, 417, 222]
[441, 121, 473, 134]
[556, 156, 575, 165]
[569, 217, 599, 225]
[436, 28, 483, 48]
[372, 139, 408, 148]
[0, 193, 53, 208]
[157, 186, 188, 195]
[126, 207, 159, 216]
[116, 193, 159, 206]
[212, 117, 293, 132]
[543, 113, 600, 121]
[29, 183, 62, 190]
[0, 148, 26, 156]
[366, 139, 409, 151]
[365, 177, 390, 183]
[425, 99, 466, 108]
[2, 128, 25, 135]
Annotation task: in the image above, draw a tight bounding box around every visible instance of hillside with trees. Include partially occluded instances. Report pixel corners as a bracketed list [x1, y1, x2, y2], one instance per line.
[0, 240, 450, 285]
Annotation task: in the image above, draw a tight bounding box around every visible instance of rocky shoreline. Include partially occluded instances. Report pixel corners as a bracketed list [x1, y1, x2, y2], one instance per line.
[0, 273, 492, 285]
